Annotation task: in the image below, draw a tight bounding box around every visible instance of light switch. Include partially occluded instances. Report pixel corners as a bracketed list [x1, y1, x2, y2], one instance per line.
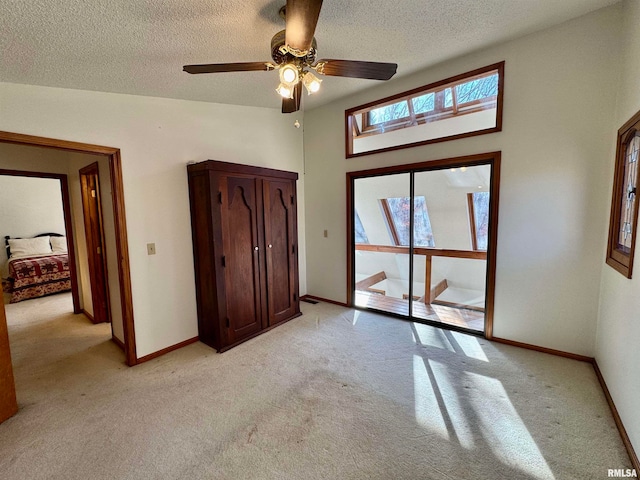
[323, 230, 328, 238]
[147, 243, 156, 255]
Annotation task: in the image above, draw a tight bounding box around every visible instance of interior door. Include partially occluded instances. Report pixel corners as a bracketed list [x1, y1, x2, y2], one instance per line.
[263, 179, 297, 325]
[79, 163, 110, 324]
[220, 176, 263, 343]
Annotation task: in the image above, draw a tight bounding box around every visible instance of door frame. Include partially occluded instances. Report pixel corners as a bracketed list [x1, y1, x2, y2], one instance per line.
[0, 130, 137, 366]
[79, 162, 111, 324]
[346, 151, 501, 338]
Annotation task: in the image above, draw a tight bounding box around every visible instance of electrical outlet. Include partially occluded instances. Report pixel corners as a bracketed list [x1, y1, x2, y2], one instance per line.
[147, 243, 156, 255]
[323, 230, 328, 238]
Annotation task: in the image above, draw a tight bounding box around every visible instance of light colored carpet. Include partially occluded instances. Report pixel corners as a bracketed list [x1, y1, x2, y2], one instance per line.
[0, 293, 632, 479]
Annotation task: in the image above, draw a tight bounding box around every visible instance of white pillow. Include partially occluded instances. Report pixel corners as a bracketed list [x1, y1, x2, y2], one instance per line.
[50, 236, 68, 254]
[8, 236, 52, 258]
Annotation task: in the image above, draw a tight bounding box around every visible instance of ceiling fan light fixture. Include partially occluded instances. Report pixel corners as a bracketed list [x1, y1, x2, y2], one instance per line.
[276, 83, 294, 99]
[302, 71, 322, 95]
[279, 64, 299, 85]
[182, 1, 398, 115]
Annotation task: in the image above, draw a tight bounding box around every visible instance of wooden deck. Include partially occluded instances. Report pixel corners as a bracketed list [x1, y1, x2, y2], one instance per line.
[355, 291, 484, 332]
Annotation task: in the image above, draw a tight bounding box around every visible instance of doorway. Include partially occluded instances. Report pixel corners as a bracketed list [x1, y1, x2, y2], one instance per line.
[0, 170, 81, 314]
[0, 131, 137, 366]
[347, 152, 500, 337]
[79, 163, 111, 324]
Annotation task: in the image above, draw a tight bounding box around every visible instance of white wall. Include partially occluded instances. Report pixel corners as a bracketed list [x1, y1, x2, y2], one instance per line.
[0, 176, 65, 276]
[303, 4, 621, 356]
[596, 0, 640, 459]
[66, 158, 93, 317]
[0, 84, 305, 358]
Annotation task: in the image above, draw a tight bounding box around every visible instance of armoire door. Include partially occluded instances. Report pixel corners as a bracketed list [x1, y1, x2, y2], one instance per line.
[263, 179, 298, 325]
[220, 175, 263, 344]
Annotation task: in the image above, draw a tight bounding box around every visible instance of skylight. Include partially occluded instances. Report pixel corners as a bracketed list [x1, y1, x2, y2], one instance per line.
[355, 210, 369, 244]
[382, 196, 434, 247]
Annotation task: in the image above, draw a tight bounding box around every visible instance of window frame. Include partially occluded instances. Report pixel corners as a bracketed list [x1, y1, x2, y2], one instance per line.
[345, 152, 501, 338]
[467, 193, 479, 251]
[606, 109, 640, 278]
[345, 62, 505, 158]
[360, 73, 498, 137]
[380, 198, 402, 245]
[467, 192, 490, 251]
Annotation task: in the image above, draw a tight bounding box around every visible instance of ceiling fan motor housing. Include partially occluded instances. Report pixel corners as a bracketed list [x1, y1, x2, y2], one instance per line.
[270, 29, 317, 66]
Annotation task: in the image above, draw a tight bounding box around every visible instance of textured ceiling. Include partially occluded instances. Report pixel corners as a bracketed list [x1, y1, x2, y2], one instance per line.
[0, 0, 619, 111]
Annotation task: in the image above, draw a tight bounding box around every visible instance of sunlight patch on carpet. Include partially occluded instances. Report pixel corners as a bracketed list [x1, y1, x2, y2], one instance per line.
[467, 372, 555, 480]
[413, 355, 449, 439]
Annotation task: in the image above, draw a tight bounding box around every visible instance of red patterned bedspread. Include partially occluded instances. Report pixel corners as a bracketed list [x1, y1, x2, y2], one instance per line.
[7, 254, 71, 303]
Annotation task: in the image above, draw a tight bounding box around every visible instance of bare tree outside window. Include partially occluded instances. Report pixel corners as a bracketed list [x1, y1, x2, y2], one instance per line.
[369, 100, 409, 125]
[412, 93, 435, 114]
[456, 76, 499, 104]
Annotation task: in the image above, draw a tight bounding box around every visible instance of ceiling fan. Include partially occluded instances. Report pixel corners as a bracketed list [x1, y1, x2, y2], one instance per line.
[183, 0, 398, 113]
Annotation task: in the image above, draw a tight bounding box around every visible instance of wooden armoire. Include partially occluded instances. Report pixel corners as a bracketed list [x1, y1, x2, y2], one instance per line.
[187, 160, 301, 352]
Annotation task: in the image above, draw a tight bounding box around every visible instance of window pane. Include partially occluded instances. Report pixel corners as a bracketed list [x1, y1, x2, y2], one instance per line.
[354, 173, 411, 316]
[473, 192, 490, 250]
[369, 101, 409, 125]
[413, 196, 435, 247]
[385, 196, 435, 247]
[456, 74, 499, 104]
[412, 93, 435, 114]
[618, 134, 640, 252]
[444, 88, 453, 108]
[354, 210, 369, 244]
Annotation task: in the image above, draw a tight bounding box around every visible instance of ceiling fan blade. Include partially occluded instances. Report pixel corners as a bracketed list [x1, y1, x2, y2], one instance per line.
[282, 82, 303, 113]
[315, 59, 398, 81]
[183, 62, 272, 74]
[285, 0, 323, 55]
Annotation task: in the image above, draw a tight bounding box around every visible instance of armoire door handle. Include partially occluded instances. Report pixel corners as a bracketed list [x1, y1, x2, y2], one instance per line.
[254, 246, 259, 251]
[268, 244, 273, 248]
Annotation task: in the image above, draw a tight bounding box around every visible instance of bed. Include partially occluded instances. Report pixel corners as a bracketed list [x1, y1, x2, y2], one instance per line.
[4, 233, 71, 303]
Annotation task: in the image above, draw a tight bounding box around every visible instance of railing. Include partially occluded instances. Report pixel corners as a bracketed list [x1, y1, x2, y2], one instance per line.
[355, 244, 487, 305]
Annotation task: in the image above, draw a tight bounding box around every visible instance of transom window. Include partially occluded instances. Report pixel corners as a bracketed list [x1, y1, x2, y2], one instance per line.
[346, 62, 504, 158]
[365, 72, 499, 132]
[381, 196, 434, 247]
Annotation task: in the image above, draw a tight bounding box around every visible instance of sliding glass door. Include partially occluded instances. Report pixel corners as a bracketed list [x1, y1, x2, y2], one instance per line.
[350, 154, 499, 335]
[353, 173, 411, 316]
